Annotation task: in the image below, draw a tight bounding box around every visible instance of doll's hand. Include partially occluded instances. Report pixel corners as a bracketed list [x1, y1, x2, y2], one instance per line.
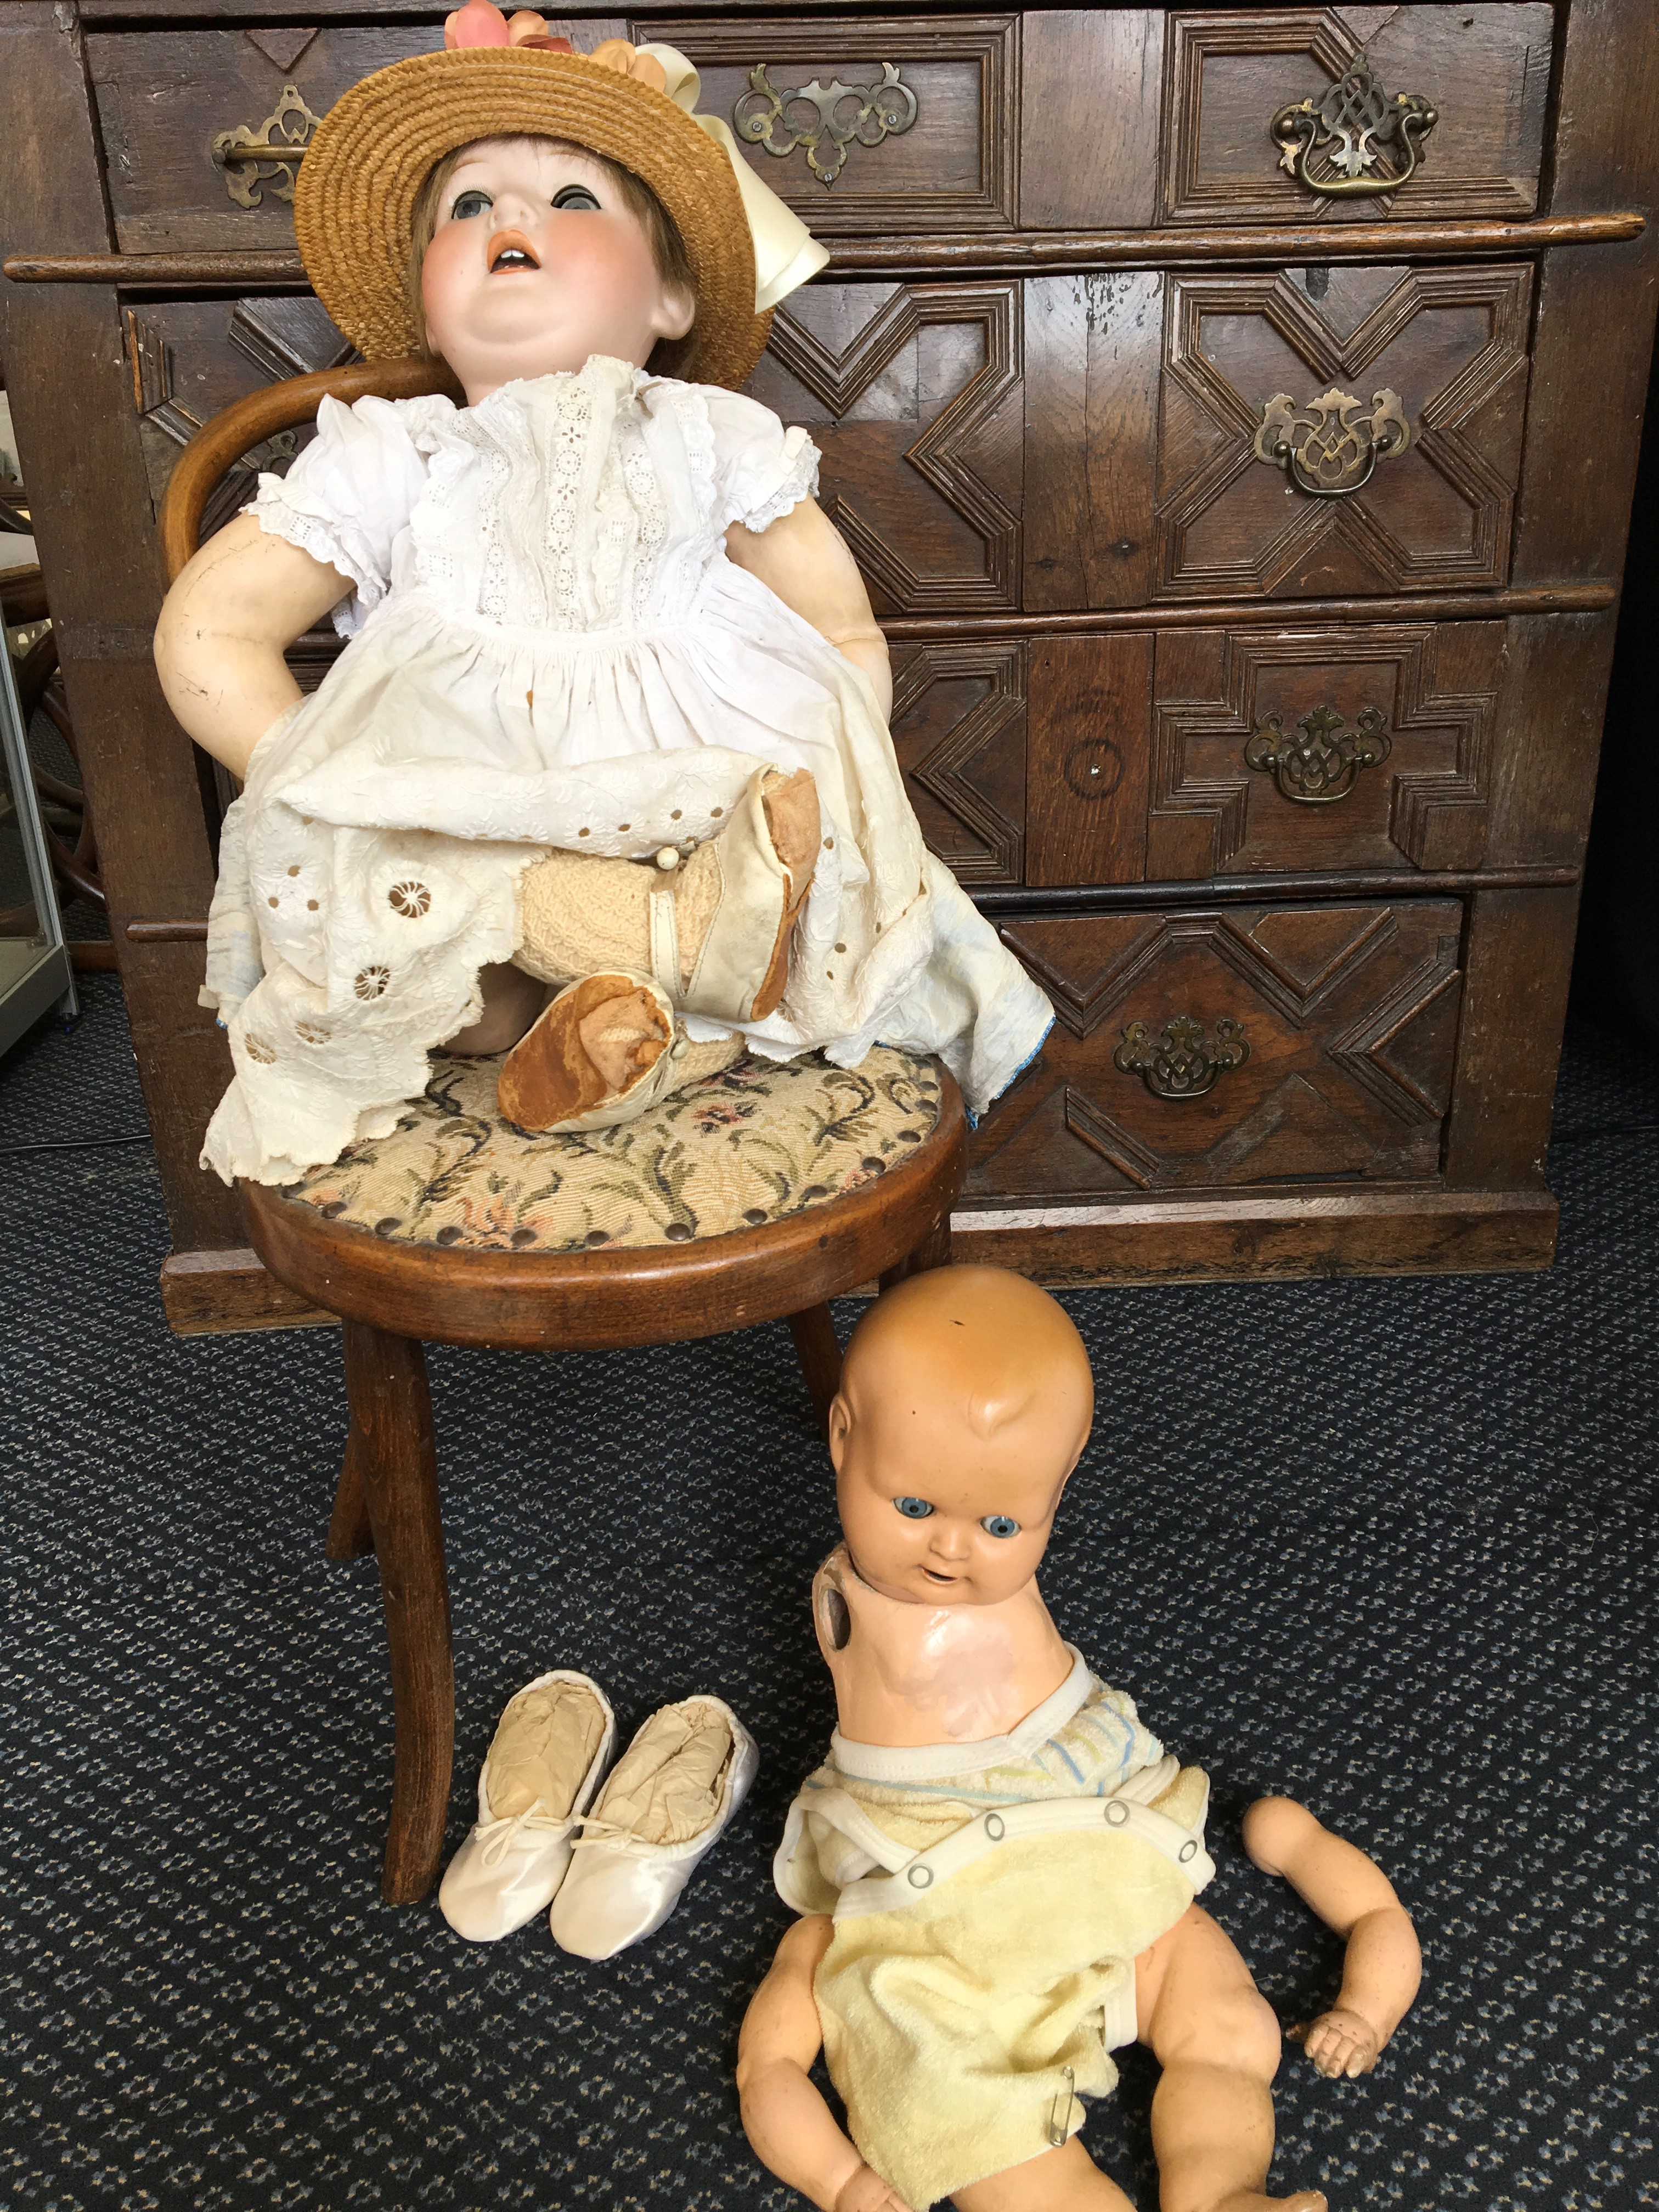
[834, 2164, 917, 2212]
[1291, 2006, 1383, 2079]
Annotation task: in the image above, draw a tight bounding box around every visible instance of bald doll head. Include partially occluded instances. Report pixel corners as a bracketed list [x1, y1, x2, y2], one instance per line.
[827, 1266, 1094, 1606]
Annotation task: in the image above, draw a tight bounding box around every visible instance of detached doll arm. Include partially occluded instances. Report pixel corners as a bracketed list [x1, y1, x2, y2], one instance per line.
[737, 1917, 916, 2212]
[154, 512, 357, 779]
[725, 499, 893, 723]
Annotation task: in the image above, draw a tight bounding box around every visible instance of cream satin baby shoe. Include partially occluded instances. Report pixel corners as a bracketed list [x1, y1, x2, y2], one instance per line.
[679, 764, 818, 1024]
[550, 1695, 759, 1960]
[438, 1669, 616, 1942]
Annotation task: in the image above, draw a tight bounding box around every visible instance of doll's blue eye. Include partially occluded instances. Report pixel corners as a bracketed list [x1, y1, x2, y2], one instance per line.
[451, 189, 493, 221]
[981, 1515, 1020, 1539]
[893, 1496, 934, 1520]
[552, 185, 602, 212]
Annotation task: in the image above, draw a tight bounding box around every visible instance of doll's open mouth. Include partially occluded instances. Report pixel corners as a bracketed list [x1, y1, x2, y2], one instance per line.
[487, 230, 541, 274]
[921, 1566, 958, 1585]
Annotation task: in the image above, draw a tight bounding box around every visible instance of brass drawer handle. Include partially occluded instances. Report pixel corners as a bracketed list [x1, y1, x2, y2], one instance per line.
[1245, 704, 1392, 805]
[734, 61, 917, 186]
[1253, 386, 1412, 498]
[1115, 1016, 1250, 1101]
[1270, 63, 1437, 199]
[211, 84, 322, 209]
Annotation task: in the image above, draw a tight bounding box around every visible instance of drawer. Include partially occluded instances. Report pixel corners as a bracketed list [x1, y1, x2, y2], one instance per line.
[967, 899, 1464, 1199]
[648, 15, 1016, 234]
[1161, 5, 1555, 225]
[1024, 619, 1509, 888]
[1025, 261, 1533, 610]
[748, 278, 1025, 620]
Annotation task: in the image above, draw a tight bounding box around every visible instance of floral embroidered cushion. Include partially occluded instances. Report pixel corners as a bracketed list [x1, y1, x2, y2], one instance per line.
[281, 1046, 941, 1251]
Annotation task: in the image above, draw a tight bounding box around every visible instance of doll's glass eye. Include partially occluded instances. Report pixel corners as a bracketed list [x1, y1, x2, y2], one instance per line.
[893, 1496, 934, 1520]
[981, 1515, 1020, 1539]
[450, 189, 493, 221]
[552, 185, 602, 212]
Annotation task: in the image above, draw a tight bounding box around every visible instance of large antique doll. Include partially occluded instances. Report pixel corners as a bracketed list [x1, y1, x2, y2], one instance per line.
[154, 7, 1051, 1184]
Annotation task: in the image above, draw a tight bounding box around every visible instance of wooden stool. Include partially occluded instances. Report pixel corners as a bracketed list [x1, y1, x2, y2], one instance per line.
[244, 1044, 966, 1902]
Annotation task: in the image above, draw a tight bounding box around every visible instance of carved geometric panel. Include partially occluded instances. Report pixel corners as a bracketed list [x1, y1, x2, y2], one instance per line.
[1160, 7, 1555, 225]
[1156, 263, 1533, 599]
[888, 641, 1025, 887]
[748, 281, 1023, 616]
[1148, 620, 1504, 877]
[650, 14, 1017, 233]
[967, 900, 1464, 1198]
[125, 294, 354, 533]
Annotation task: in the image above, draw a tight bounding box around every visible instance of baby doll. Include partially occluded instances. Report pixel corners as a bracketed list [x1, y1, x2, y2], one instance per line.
[738, 1267, 1421, 2212]
[153, 12, 1051, 1185]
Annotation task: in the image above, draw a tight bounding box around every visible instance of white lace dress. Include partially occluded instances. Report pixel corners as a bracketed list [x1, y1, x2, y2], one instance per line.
[202, 353, 1052, 1183]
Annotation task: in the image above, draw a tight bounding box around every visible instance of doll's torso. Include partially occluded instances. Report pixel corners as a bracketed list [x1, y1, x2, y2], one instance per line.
[326, 354, 816, 644]
[813, 1543, 1075, 1748]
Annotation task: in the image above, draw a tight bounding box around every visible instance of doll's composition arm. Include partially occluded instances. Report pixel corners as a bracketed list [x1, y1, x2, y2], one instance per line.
[1243, 1796, 1423, 2078]
[154, 512, 358, 780]
[737, 1916, 917, 2212]
[725, 499, 893, 724]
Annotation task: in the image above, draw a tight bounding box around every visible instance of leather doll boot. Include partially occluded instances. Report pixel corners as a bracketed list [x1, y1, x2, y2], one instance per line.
[500, 765, 818, 1133]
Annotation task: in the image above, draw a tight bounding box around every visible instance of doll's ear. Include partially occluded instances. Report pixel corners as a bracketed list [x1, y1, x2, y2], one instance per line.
[651, 282, 696, 345]
[826, 1393, 852, 1471]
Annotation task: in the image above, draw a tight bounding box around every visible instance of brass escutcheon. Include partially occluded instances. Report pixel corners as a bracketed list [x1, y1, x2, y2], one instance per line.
[733, 61, 917, 185]
[1270, 62, 1438, 199]
[1245, 703, 1392, 804]
[1115, 1015, 1250, 1102]
[211, 83, 322, 208]
[1253, 386, 1411, 498]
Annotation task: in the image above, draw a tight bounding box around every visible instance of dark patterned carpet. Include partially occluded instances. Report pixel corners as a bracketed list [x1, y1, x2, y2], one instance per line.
[3, 977, 1655, 2212]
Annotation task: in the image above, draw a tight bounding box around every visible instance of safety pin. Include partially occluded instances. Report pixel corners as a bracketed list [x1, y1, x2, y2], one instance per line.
[1046, 2064, 1078, 2148]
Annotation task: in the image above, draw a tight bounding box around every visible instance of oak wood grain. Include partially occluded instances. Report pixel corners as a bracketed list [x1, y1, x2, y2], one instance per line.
[1025, 633, 1154, 887]
[341, 1319, 453, 1904]
[951, 1184, 1556, 1283]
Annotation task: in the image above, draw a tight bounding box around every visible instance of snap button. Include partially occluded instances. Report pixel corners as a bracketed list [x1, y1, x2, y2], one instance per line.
[1178, 1839, 1198, 1863]
[907, 1864, 933, 1889]
[984, 1814, 1005, 1842]
[1105, 1800, 1130, 1826]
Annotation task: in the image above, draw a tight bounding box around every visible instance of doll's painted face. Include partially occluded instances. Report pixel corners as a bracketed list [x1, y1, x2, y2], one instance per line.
[827, 1266, 1094, 1609]
[420, 136, 694, 404]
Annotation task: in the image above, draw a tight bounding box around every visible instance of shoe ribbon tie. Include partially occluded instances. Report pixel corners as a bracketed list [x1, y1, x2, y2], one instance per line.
[475, 1805, 578, 1869]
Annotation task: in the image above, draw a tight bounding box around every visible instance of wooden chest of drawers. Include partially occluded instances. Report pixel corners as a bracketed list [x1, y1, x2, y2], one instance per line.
[3, 2, 1656, 1327]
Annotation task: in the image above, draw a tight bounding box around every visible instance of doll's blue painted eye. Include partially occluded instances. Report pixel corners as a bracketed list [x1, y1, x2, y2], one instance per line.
[451, 189, 493, 221]
[981, 1515, 1020, 1539]
[893, 1496, 934, 1520]
[552, 185, 602, 212]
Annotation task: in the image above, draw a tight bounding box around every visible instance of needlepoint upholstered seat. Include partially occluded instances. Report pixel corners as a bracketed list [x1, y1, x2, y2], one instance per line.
[163, 370, 968, 1908]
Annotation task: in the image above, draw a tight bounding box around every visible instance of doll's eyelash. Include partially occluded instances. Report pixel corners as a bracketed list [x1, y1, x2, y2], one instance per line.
[552, 185, 602, 212]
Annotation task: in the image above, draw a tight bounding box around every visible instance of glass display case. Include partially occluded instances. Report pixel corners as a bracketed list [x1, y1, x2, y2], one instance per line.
[1, 623, 74, 1054]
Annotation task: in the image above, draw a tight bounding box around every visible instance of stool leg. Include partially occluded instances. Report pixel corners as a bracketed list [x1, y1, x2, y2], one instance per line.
[787, 1304, 843, 1435]
[340, 1319, 454, 1905]
[878, 1210, 953, 1293]
[325, 1430, 375, 1561]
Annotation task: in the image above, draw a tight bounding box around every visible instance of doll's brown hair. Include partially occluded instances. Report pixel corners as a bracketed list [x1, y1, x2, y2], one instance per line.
[407, 137, 698, 376]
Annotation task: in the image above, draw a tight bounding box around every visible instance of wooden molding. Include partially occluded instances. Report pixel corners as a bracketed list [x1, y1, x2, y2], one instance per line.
[951, 1185, 1558, 1284]
[159, 1244, 337, 1335]
[5, 215, 1643, 292]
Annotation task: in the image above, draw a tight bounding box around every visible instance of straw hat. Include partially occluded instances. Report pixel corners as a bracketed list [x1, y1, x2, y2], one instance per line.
[292, 18, 826, 390]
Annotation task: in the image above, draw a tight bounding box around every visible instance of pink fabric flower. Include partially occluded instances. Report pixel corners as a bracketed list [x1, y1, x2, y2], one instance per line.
[443, 1, 571, 52]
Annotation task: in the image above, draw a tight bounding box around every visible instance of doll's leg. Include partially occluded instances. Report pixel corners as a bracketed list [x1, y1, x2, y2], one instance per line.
[1135, 1905, 1327, 2212]
[444, 962, 551, 1054]
[1242, 1798, 1421, 2079]
[951, 2138, 1135, 2211]
[515, 765, 819, 1023]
